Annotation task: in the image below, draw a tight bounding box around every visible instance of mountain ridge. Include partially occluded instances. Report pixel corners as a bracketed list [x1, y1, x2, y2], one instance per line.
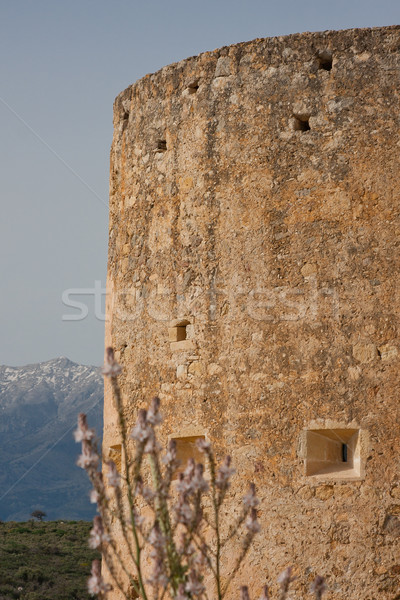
[0, 357, 103, 521]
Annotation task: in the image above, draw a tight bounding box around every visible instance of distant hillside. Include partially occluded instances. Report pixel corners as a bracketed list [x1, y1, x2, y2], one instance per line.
[0, 520, 100, 600]
[0, 358, 103, 521]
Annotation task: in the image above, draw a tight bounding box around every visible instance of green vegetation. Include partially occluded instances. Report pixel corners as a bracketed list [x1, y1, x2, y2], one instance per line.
[0, 520, 100, 600]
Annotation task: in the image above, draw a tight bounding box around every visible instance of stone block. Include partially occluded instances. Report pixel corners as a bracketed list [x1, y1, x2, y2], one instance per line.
[170, 340, 195, 352]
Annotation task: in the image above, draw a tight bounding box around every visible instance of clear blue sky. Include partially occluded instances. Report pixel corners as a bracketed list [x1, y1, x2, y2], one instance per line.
[1, 0, 399, 366]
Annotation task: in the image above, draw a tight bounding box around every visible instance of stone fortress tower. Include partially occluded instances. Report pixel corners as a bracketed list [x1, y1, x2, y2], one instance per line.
[104, 26, 400, 599]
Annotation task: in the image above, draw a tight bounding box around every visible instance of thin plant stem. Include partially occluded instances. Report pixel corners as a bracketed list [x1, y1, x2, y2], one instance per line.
[111, 378, 148, 600]
[148, 453, 182, 593]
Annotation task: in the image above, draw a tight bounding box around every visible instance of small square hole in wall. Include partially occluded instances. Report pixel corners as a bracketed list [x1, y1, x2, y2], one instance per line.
[187, 80, 199, 94]
[168, 320, 190, 342]
[155, 139, 167, 152]
[317, 50, 333, 71]
[293, 115, 310, 132]
[109, 444, 122, 472]
[304, 429, 361, 479]
[171, 435, 205, 478]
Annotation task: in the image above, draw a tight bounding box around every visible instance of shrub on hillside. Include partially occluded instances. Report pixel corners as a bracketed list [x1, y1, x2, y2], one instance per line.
[0, 521, 99, 600]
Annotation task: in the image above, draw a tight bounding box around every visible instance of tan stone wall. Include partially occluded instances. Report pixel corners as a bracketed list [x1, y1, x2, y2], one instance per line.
[104, 26, 400, 599]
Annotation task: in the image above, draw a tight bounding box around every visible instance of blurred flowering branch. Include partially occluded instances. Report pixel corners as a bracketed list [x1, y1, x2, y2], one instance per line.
[75, 347, 326, 600]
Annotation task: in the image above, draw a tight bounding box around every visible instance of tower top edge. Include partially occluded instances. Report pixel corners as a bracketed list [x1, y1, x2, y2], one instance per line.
[114, 24, 400, 106]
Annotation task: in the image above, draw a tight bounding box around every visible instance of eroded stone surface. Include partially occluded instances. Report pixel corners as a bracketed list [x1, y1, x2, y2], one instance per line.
[104, 26, 400, 599]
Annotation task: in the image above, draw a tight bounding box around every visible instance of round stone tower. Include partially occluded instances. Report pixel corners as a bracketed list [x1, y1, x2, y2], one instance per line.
[104, 26, 400, 599]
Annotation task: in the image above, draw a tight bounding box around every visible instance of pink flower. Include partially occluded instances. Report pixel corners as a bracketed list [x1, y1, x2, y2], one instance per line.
[277, 566, 296, 594]
[142, 486, 155, 503]
[245, 508, 261, 534]
[89, 516, 110, 549]
[149, 521, 165, 551]
[162, 439, 177, 465]
[191, 463, 209, 493]
[131, 409, 151, 442]
[106, 460, 121, 487]
[147, 556, 168, 588]
[176, 473, 190, 495]
[175, 498, 194, 525]
[183, 457, 195, 480]
[148, 522, 167, 590]
[143, 433, 160, 454]
[185, 569, 205, 597]
[216, 456, 235, 490]
[88, 560, 112, 596]
[146, 396, 162, 425]
[130, 509, 145, 528]
[175, 583, 189, 600]
[90, 489, 100, 504]
[243, 483, 259, 509]
[74, 413, 95, 442]
[241, 586, 250, 600]
[77, 440, 99, 470]
[102, 347, 122, 378]
[90, 472, 105, 504]
[259, 585, 270, 600]
[196, 438, 211, 453]
[310, 575, 327, 599]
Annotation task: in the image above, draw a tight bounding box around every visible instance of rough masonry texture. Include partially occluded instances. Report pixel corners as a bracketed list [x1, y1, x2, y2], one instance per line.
[104, 26, 400, 599]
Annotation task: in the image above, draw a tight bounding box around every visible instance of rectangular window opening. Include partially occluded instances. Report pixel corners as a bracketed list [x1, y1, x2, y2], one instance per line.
[304, 428, 361, 479]
[293, 115, 310, 132]
[168, 320, 190, 343]
[175, 325, 187, 341]
[109, 444, 122, 472]
[171, 435, 205, 479]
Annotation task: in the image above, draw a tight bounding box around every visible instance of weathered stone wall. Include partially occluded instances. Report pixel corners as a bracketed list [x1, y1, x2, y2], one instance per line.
[104, 26, 400, 599]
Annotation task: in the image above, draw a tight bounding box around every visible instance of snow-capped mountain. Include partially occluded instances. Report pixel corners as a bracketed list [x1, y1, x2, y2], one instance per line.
[0, 357, 103, 521]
